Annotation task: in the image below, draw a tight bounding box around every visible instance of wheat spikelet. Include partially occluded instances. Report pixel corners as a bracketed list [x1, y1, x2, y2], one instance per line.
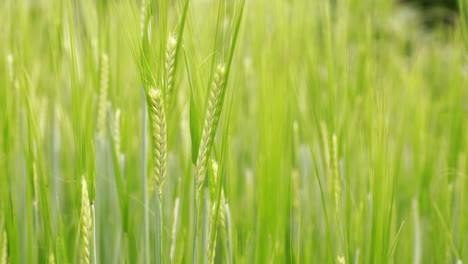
[97, 53, 109, 136]
[165, 35, 177, 100]
[80, 176, 92, 264]
[148, 87, 167, 195]
[196, 63, 226, 200]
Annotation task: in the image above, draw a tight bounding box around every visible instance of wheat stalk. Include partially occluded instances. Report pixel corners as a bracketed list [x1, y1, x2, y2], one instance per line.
[0, 229, 7, 264]
[196, 63, 226, 200]
[207, 203, 218, 264]
[32, 162, 39, 216]
[211, 160, 226, 231]
[80, 176, 92, 264]
[332, 133, 340, 215]
[97, 53, 109, 136]
[148, 87, 167, 196]
[169, 197, 180, 262]
[48, 252, 55, 264]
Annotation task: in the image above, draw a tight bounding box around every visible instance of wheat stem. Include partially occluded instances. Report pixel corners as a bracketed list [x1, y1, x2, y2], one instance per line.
[0, 229, 7, 264]
[207, 203, 218, 264]
[170, 198, 180, 262]
[332, 133, 340, 216]
[48, 252, 55, 264]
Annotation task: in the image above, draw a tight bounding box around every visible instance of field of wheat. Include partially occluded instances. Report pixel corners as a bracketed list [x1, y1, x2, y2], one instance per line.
[0, 0, 467, 263]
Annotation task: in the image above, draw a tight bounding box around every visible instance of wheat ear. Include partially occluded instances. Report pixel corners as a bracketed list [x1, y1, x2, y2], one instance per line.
[80, 176, 92, 264]
[113, 109, 122, 156]
[139, 0, 149, 39]
[196, 63, 226, 200]
[165, 35, 177, 101]
[148, 87, 167, 195]
[97, 53, 109, 136]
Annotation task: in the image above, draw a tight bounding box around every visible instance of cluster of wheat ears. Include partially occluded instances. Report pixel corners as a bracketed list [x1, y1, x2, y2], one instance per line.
[1, 0, 468, 263]
[74, 0, 245, 263]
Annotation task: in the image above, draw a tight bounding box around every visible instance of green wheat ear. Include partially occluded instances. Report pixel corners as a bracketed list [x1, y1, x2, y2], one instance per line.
[165, 35, 177, 102]
[139, 0, 149, 39]
[148, 87, 167, 196]
[97, 53, 109, 136]
[196, 63, 226, 200]
[80, 176, 92, 264]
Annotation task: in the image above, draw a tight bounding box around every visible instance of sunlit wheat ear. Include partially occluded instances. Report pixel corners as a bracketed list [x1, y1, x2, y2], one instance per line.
[97, 53, 109, 136]
[165, 35, 177, 101]
[148, 87, 167, 196]
[170, 197, 180, 262]
[80, 176, 92, 264]
[139, 0, 148, 39]
[332, 133, 341, 215]
[196, 63, 226, 200]
[0, 229, 7, 264]
[113, 109, 122, 156]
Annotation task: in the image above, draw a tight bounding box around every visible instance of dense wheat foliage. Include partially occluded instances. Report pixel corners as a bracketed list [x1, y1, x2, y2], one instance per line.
[0, 0, 467, 263]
